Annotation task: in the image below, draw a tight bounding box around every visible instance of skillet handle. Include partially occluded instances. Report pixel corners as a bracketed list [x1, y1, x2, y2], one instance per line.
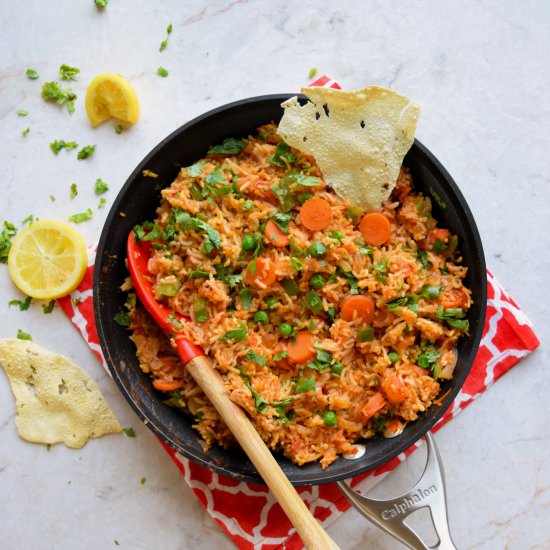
[183, 350, 340, 550]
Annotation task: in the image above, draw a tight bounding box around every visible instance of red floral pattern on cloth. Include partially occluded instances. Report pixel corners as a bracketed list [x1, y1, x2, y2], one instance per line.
[57, 78, 540, 548]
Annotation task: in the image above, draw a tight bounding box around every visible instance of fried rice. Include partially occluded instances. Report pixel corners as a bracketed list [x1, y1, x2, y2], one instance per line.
[122, 124, 471, 469]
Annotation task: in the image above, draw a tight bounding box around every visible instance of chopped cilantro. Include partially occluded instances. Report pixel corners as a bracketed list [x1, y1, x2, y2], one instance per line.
[77, 144, 96, 160]
[94, 178, 109, 195]
[305, 290, 323, 314]
[159, 23, 173, 52]
[58, 64, 80, 81]
[21, 127, 30, 136]
[50, 139, 78, 155]
[42, 300, 55, 314]
[17, 329, 32, 341]
[95, 0, 109, 7]
[429, 187, 447, 210]
[208, 137, 247, 156]
[122, 427, 136, 437]
[418, 285, 442, 299]
[293, 376, 316, 394]
[114, 311, 131, 327]
[98, 197, 107, 209]
[115, 124, 124, 134]
[266, 141, 297, 167]
[243, 200, 254, 210]
[187, 160, 205, 178]
[21, 214, 34, 226]
[69, 208, 93, 224]
[172, 209, 221, 254]
[239, 287, 252, 309]
[70, 183, 78, 198]
[26, 69, 39, 80]
[9, 296, 32, 311]
[157, 67, 169, 78]
[274, 351, 288, 361]
[49, 195, 56, 202]
[308, 67, 318, 79]
[246, 350, 267, 366]
[220, 324, 248, 343]
[140, 477, 146, 485]
[436, 306, 469, 331]
[0, 222, 17, 263]
[41, 81, 76, 114]
[17, 109, 28, 117]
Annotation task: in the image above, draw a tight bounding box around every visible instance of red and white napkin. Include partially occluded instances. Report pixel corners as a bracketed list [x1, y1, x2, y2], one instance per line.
[57, 77, 540, 549]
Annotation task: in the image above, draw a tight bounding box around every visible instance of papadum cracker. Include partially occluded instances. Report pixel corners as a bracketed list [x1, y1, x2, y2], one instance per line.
[278, 86, 420, 210]
[0, 339, 121, 448]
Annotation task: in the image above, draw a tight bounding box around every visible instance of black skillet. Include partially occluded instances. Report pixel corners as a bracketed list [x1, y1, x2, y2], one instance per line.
[94, 94, 487, 486]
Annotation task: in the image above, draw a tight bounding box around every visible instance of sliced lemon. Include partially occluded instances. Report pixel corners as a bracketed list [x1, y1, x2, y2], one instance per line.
[85, 73, 139, 127]
[8, 220, 88, 300]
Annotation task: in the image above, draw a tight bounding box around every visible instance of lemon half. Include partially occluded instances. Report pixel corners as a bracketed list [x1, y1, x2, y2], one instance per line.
[8, 220, 88, 300]
[85, 73, 139, 127]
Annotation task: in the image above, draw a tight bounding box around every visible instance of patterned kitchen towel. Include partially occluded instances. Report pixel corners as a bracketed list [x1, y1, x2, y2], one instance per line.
[58, 76, 540, 549]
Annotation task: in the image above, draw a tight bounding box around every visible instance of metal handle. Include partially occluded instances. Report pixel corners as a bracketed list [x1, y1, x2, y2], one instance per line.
[337, 433, 457, 550]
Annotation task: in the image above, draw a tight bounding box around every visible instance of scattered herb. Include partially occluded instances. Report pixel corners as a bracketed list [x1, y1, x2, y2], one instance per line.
[273, 351, 288, 361]
[308, 241, 327, 257]
[70, 183, 78, 198]
[330, 362, 344, 376]
[157, 66, 169, 78]
[95, 0, 109, 7]
[122, 427, 136, 437]
[305, 290, 323, 314]
[436, 306, 469, 331]
[21, 127, 30, 136]
[114, 311, 130, 326]
[208, 137, 247, 156]
[172, 209, 221, 255]
[49, 195, 56, 202]
[140, 477, 146, 485]
[26, 69, 39, 80]
[266, 141, 296, 167]
[17, 109, 28, 117]
[220, 324, 248, 343]
[192, 297, 209, 323]
[77, 144, 96, 160]
[159, 23, 173, 52]
[115, 124, 124, 134]
[429, 187, 447, 210]
[246, 350, 267, 366]
[293, 376, 315, 394]
[17, 329, 32, 341]
[41, 81, 76, 114]
[69, 208, 93, 223]
[58, 64, 80, 81]
[187, 160, 205, 178]
[50, 139, 78, 154]
[418, 285, 442, 299]
[0, 222, 17, 263]
[98, 197, 107, 209]
[308, 67, 318, 79]
[42, 300, 55, 314]
[94, 178, 109, 195]
[9, 296, 32, 311]
[239, 287, 252, 309]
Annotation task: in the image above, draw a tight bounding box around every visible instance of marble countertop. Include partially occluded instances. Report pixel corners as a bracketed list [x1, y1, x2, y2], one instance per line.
[1, 1, 548, 548]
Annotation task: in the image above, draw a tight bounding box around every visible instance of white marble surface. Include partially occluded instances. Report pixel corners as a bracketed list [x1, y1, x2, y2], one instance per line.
[1, 1, 548, 548]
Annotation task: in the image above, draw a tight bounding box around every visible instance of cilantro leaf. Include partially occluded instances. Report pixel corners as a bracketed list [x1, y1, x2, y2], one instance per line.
[41, 81, 77, 114]
[0, 222, 17, 263]
[187, 160, 205, 178]
[77, 144, 96, 160]
[26, 69, 39, 80]
[94, 178, 109, 195]
[157, 66, 169, 78]
[17, 110, 28, 117]
[17, 329, 32, 341]
[245, 350, 267, 366]
[69, 209, 93, 224]
[70, 183, 78, 198]
[220, 324, 248, 342]
[208, 137, 247, 156]
[58, 64, 80, 81]
[266, 141, 297, 167]
[122, 427, 136, 437]
[50, 139, 78, 155]
[95, 0, 109, 7]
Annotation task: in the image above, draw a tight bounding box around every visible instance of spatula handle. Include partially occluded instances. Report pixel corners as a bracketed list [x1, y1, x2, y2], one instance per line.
[184, 351, 340, 550]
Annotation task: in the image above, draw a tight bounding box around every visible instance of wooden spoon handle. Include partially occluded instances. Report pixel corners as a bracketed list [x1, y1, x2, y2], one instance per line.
[185, 354, 340, 550]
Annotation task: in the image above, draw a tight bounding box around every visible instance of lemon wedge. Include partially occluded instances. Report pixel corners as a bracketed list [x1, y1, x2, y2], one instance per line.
[85, 73, 139, 127]
[8, 220, 88, 300]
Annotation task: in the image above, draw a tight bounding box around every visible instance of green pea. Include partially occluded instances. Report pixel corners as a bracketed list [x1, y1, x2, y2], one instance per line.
[265, 296, 279, 310]
[253, 311, 269, 324]
[242, 235, 257, 251]
[279, 323, 293, 337]
[310, 274, 325, 289]
[322, 411, 337, 426]
[388, 351, 400, 363]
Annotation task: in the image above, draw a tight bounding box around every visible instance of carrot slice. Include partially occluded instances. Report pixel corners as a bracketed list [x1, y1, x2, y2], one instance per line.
[360, 392, 386, 422]
[264, 219, 290, 247]
[244, 257, 277, 288]
[300, 197, 332, 231]
[382, 373, 408, 404]
[152, 379, 184, 392]
[340, 294, 375, 324]
[287, 330, 316, 363]
[359, 212, 391, 246]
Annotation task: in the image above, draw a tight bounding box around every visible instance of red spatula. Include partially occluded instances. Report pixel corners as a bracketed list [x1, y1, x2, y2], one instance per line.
[127, 231, 340, 550]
